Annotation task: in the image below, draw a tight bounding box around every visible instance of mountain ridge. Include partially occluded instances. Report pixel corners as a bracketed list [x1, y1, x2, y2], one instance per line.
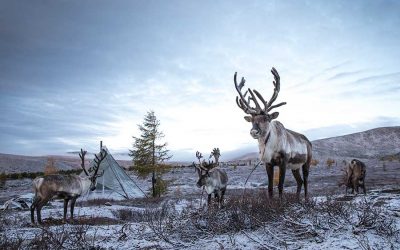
[232, 126, 400, 161]
[1, 126, 399, 173]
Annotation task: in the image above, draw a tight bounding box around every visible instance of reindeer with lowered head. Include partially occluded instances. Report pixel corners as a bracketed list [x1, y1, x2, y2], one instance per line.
[345, 159, 367, 195]
[30, 148, 107, 224]
[194, 150, 228, 207]
[234, 67, 312, 200]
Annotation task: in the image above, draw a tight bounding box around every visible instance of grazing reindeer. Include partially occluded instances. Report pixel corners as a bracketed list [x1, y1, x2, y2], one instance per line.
[234, 67, 312, 199]
[30, 149, 107, 224]
[346, 159, 367, 195]
[194, 151, 228, 207]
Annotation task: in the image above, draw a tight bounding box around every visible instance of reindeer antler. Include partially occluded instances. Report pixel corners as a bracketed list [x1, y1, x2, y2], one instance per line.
[234, 72, 262, 115]
[93, 149, 107, 177]
[266, 67, 287, 112]
[234, 67, 287, 115]
[210, 148, 221, 165]
[196, 151, 203, 164]
[79, 149, 89, 176]
[195, 151, 209, 171]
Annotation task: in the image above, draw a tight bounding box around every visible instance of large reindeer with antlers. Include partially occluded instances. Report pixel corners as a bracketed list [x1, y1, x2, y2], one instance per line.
[30, 148, 107, 224]
[234, 67, 312, 200]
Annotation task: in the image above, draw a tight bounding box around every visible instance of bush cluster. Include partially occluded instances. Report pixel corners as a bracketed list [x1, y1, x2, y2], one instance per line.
[1, 191, 399, 249]
[112, 191, 399, 248]
[2, 169, 81, 180]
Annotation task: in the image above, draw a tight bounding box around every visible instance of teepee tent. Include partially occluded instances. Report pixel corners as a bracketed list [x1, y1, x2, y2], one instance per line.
[83, 146, 146, 199]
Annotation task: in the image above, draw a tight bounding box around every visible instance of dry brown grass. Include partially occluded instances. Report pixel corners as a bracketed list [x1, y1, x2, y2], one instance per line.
[76, 198, 116, 207]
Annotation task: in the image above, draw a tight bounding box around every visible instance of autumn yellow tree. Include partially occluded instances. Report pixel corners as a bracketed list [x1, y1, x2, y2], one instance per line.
[310, 159, 319, 167]
[326, 158, 335, 168]
[44, 157, 58, 175]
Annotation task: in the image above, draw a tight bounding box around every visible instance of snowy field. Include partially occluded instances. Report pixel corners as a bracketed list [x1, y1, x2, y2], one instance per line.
[1, 162, 400, 249]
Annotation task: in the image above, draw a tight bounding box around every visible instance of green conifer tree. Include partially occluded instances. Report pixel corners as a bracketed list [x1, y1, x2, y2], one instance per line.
[129, 111, 172, 197]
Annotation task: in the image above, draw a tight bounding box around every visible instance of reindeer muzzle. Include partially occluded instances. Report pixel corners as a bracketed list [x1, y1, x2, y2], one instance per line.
[250, 128, 261, 139]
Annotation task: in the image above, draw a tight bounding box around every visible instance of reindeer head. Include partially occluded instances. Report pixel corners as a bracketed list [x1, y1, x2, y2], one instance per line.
[194, 163, 210, 188]
[80, 148, 107, 191]
[234, 67, 286, 139]
[194, 151, 215, 188]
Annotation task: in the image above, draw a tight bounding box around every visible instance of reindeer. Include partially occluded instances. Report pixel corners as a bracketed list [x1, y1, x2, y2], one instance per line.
[30, 148, 107, 224]
[194, 151, 228, 207]
[345, 159, 366, 195]
[234, 67, 312, 200]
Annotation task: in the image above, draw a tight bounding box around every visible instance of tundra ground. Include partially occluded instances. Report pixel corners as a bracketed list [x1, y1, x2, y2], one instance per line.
[1, 160, 399, 249]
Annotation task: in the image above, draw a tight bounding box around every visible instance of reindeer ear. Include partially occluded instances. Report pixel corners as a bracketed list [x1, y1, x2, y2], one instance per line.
[269, 112, 279, 120]
[244, 116, 252, 122]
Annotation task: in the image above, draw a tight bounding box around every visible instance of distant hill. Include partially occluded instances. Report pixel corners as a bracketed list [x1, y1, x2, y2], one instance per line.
[0, 154, 82, 174]
[0, 153, 131, 174]
[312, 126, 400, 159]
[1, 126, 399, 173]
[232, 126, 400, 161]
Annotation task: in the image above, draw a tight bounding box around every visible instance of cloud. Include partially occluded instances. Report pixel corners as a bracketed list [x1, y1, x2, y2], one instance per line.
[351, 72, 400, 85]
[1, 1, 400, 161]
[323, 61, 352, 72]
[327, 70, 365, 81]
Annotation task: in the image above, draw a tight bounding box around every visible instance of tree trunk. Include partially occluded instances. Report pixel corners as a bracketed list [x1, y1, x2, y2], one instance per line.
[152, 136, 156, 197]
[152, 170, 156, 197]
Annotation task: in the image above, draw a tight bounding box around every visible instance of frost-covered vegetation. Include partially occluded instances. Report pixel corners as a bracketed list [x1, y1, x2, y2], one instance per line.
[1, 184, 400, 249]
[1, 152, 400, 249]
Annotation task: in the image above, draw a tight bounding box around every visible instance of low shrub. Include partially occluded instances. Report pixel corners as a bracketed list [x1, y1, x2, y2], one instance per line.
[77, 198, 116, 207]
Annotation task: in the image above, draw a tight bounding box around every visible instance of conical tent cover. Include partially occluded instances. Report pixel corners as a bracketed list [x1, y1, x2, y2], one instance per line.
[83, 147, 146, 199]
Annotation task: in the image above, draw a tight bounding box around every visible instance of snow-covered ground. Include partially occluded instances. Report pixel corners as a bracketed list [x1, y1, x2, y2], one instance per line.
[1, 163, 400, 249]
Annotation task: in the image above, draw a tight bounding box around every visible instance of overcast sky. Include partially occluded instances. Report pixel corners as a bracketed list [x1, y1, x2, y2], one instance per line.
[1, 0, 399, 161]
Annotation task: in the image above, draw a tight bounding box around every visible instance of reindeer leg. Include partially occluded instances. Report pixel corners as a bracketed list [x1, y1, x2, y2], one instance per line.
[63, 198, 70, 223]
[30, 196, 40, 224]
[215, 191, 221, 208]
[292, 169, 303, 201]
[70, 197, 78, 221]
[266, 164, 274, 198]
[348, 172, 355, 194]
[36, 198, 49, 224]
[36, 205, 42, 224]
[215, 192, 220, 201]
[355, 181, 360, 194]
[207, 194, 211, 206]
[221, 188, 226, 206]
[278, 164, 286, 199]
[302, 163, 309, 199]
[361, 180, 366, 195]
[30, 204, 35, 224]
[353, 177, 358, 194]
